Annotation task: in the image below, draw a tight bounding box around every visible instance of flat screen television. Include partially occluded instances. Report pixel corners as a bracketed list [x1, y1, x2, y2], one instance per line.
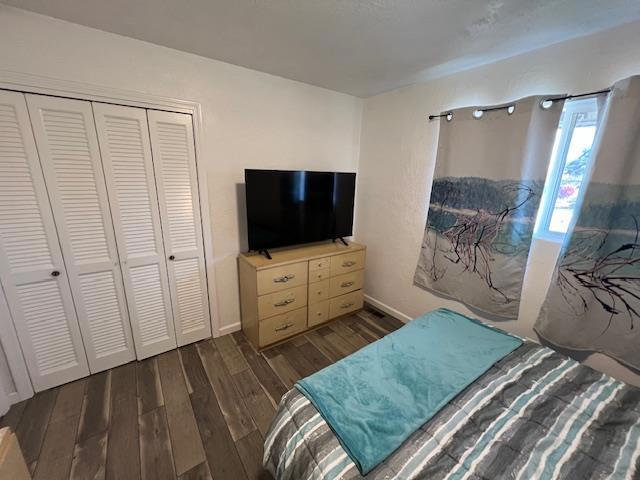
[245, 169, 356, 252]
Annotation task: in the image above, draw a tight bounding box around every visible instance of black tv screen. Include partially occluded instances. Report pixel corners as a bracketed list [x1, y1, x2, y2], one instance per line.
[245, 169, 356, 251]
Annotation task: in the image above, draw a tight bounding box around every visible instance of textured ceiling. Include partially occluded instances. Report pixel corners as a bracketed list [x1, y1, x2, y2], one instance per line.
[3, 0, 640, 97]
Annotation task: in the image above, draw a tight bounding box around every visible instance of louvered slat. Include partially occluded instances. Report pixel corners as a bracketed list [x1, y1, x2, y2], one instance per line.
[78, 271, 129, 357]
[16, 281, 77, 372]
[41, 109, 110, 263]
[155, 122, 198, 251]
[172, 258, 207, 333]
[148, 110, 211, 346]
[0, 90, 89, 391]
[93, 103, 177, 358]
[27, 94, 135, 373]
[105, 117, 155, 256]
[129, 264, 173, 345]
[0, 104, 53, 271]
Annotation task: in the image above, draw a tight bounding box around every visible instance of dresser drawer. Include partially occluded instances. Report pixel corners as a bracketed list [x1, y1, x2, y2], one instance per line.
[309, 267, 330, 284]
[259, 307, 307, 346]
[308, 279, 329, 304]
[257, 261, 308, 295]
[329, 290, 363, 319]
[330, 251, 365, 276]
[258, 285, 307, 320]
[329, 270, 364, 298]
[309, 257, 330, 272]
[308, 300, 330, 327]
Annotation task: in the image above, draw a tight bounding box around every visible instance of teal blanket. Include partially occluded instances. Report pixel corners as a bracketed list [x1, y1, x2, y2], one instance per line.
[295, 308, 522, 474]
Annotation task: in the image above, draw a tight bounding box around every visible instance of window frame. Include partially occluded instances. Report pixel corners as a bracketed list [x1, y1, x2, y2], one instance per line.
[534, 97, 599, 242]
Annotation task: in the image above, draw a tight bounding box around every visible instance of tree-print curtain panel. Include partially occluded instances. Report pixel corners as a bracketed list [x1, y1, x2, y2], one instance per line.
[415, 96, 564, 318]
[536, 76, 640, 369]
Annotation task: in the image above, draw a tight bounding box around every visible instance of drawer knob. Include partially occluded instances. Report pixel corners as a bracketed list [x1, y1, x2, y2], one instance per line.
[274, 274, 295, 283]
[275, 322, 294, 332]
[274, 298, 295, 307]
[340, 281, 355, 288]
[340, 302, 354, 309]
[342, 261, 356, 267]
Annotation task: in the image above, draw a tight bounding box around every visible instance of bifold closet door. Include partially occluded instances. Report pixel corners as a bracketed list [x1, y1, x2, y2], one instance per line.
[93, 103, 177, 358]
[0, 90, 89, 391]
[26, 94, 135, 372]
[147, 111, 211, 345]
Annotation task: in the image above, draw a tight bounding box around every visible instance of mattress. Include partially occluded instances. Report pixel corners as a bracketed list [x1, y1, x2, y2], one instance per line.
[263, 342, 640, 479]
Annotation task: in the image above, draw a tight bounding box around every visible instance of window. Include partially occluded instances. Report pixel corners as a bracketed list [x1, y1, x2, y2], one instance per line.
[534, 97, 600, 240]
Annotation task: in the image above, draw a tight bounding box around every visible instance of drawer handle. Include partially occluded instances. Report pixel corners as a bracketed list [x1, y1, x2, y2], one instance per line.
[340, 302, 355, 309]
[274, 274, 295, 283]
[274, 298, 295, 307]
[275, 322, 294, 332]
[340, 281, 355, 288]
[342, 261, 356, 267]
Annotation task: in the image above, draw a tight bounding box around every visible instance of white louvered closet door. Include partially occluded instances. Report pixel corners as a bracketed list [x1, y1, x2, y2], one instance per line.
[93, 103, 177, 358]
[26, 94, 135, 373]
[0, 90, 89, 391]
[147, 111, 211, 345]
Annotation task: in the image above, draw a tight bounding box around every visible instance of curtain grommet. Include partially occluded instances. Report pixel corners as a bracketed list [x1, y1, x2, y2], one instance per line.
[472, 109, 484, 119]
[541, 99, 554, 110]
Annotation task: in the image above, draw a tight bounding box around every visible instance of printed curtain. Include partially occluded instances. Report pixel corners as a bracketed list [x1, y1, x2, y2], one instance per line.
[415, 96, 564, 318]
[536, 76, 640, 369]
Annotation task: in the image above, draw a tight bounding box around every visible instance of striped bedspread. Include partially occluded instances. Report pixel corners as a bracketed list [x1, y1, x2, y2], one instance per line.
[263, 342, 640, 480]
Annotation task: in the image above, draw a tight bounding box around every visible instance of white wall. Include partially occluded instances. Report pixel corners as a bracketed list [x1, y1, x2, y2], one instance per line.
[356, 20, 640, 386]
[0, 6, 362, 335]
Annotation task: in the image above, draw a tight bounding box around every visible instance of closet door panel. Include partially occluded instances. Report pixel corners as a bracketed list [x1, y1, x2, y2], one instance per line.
[93, 103, 177, 358]
[0, 90, 89, 391]
[26, 94, 135, 372]
[147, 111, 211, 345]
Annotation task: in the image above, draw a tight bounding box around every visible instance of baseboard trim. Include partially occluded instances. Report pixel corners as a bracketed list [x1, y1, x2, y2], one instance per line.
[216, 321, 241, 337]
[364, 295, 412, 323]
[8, 391, 20, 406]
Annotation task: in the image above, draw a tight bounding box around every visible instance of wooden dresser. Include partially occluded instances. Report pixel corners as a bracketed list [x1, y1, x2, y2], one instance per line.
[239, 241, 366, 349]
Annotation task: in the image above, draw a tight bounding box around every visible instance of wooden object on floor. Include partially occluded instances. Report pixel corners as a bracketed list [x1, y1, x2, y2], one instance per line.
[0, 427, 31, 480]
[239, 241, 366, 349]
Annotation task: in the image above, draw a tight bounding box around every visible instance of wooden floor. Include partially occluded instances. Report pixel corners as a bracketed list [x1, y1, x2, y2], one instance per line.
[0, 305, 403, 480]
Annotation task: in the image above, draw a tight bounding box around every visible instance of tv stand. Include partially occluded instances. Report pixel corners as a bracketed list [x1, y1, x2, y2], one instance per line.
[258, 249, 272, 260]
[333, 237, 349, 246]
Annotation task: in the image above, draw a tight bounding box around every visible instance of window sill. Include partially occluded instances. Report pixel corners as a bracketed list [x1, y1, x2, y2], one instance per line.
[533, 230, 565, 244]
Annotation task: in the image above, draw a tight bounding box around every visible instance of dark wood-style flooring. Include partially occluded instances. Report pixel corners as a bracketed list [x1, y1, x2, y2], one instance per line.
[0, 305, 403, 480]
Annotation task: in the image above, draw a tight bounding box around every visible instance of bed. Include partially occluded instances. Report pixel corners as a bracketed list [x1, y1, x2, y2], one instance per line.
[263, 312, 640, 480]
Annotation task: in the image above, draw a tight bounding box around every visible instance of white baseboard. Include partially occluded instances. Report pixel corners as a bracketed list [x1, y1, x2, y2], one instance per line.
[8, 391, 20, 406]
[364, 295, 412, 323]
[216, 321, 242, 337]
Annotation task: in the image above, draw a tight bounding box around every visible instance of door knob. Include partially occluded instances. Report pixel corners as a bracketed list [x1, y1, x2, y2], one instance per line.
[51, 270, 60, 277]
[168, 255, 175, 261]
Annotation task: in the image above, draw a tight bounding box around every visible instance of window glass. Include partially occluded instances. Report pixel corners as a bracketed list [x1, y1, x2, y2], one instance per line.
[535, 98, 600, 239]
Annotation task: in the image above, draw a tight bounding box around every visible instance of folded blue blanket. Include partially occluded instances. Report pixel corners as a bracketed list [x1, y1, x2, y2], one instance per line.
[295, 308, 522, 474]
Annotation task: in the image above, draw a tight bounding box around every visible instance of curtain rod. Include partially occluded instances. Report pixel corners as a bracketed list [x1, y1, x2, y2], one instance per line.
[427, 88, 612, 121]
